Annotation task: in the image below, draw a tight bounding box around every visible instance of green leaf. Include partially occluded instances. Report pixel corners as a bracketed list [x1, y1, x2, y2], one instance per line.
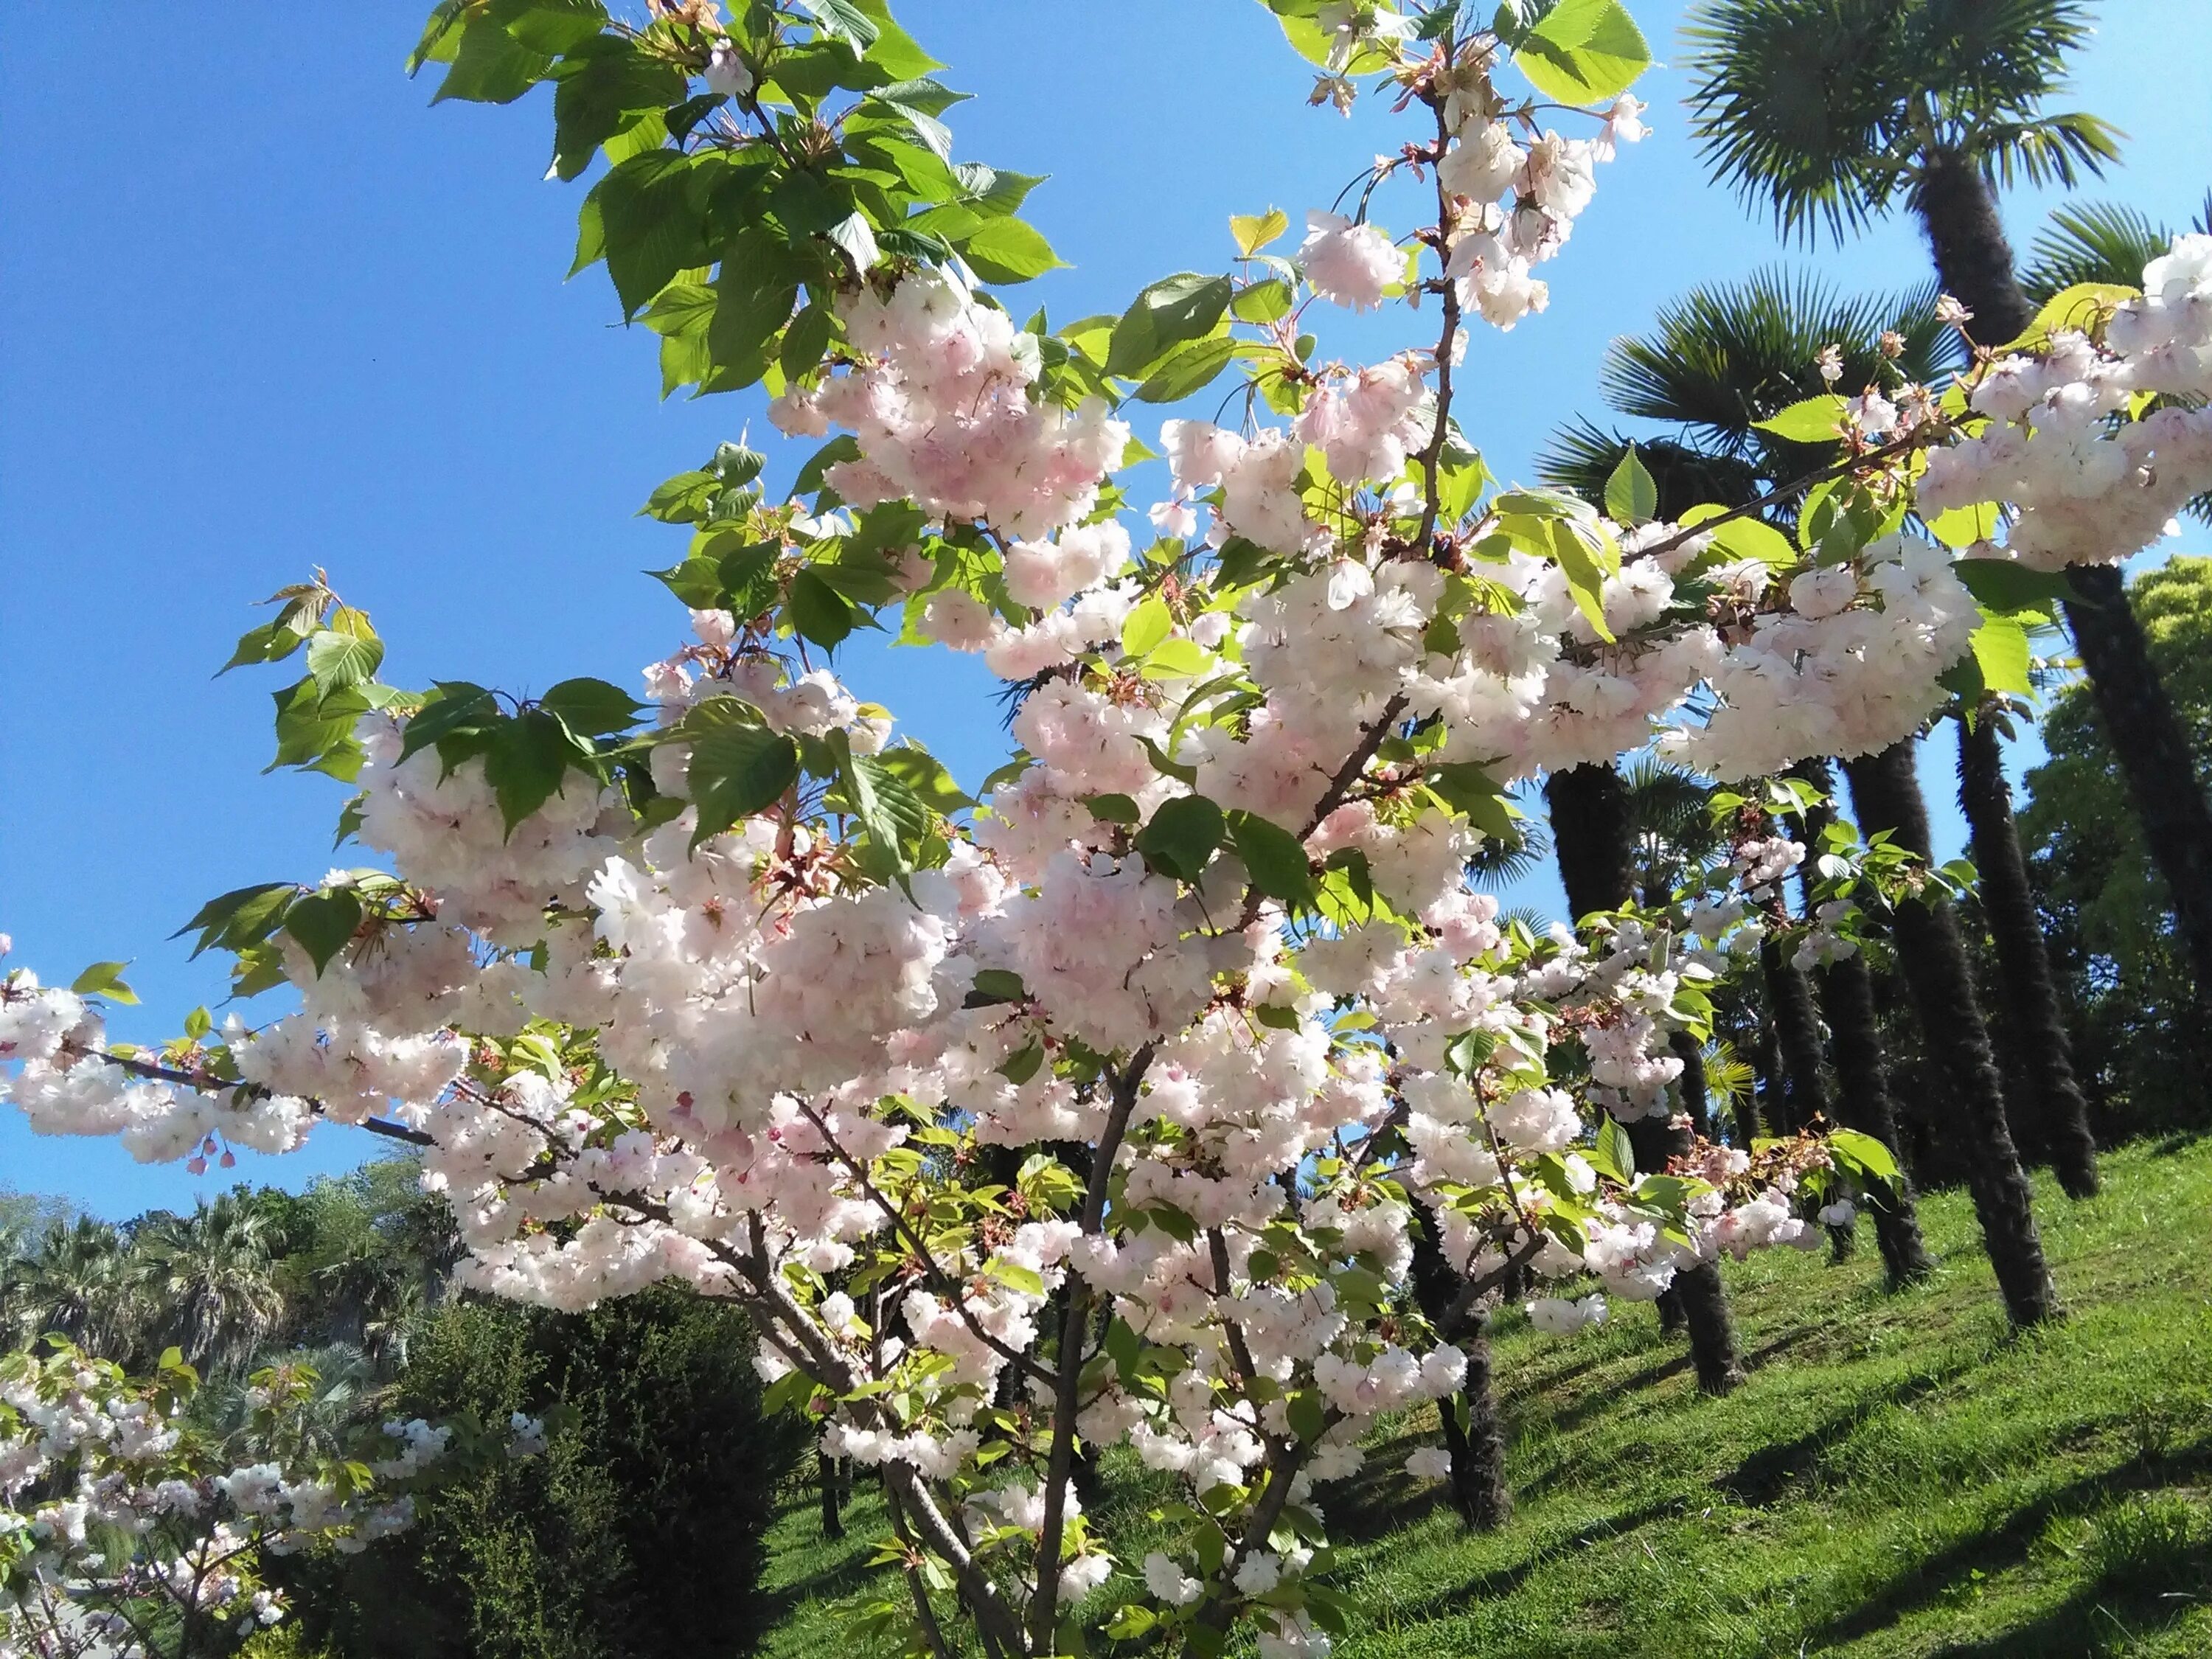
[1924, 500, 1999, 551]
[1139, 636, 1213, 679]
[956, 217, 1062, 283]
[1594, 1116, 1635, 1184]
[986, 1256, 1046, 1295]
[594, 152, 708, 320]
[284, 889, 364, 977]
[1085, 793, 1141, 824]
[1134, 794, 1225, 884]
[69, 961, 138, 1005]
[998, 1038, 1045, 1085]
[684, 709, 801, 847]
[430, 15, 557, 105]
[174, 883, 297, 959]
[1231, 207, 1289, 257]
[871, 744, 974, 813]
[1107, 274, 1232, 377]
[1134, 335, 1237, 403]
[1827, 1127, 1901, 1185]
[831, 730, 932, 880]
[549, 35, 684, 181]
[1603, 445, 1658, 527]
[1969, 615, 2034, 696]
[2002, 282, 2138, 354]
[538, 678, 645, 736]
[484, 709, 585, 830]
[1425, 761, 1518, 842]
[1704, 515, 1798, 568]
[1513, 0, 1650, 102]
[1952, 558, 2073, 613]
[970, 967, 1028, 1005]
[1231, 276, 1295, 324]
[1286, 1390, 1326, 1445]
[1547, 518, 1616, 642]
[788, 567, 857, 648]
[305, 630, 384, 692]
[1228, 810, 1316, 908]
[1121, 595, 1173, 658]
[1752, 394, 1850, 445]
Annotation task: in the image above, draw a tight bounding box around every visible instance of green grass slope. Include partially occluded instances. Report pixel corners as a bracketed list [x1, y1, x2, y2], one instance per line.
[755, 1135, 2212, 1658]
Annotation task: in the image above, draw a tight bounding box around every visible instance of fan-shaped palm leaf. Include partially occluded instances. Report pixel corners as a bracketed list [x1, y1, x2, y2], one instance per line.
[1683, 0, 2115, 240]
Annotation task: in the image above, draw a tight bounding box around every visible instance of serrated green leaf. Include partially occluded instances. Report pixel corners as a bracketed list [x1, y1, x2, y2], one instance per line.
[684, 712, 801, 848]
[1134, 794, 1224, 884]
[69, 961, 138, 1004]
[957, 217, 1061, 282]
[538, 678, 645, 737]
[1513, 0, 1650, 103]
[1228, 810, 1315, 909]
[1604, 445, 1658, 527]
[1231, 207, 1289, 257]
[284, 889, 364, 977]
[1752, 394, 1850, 444]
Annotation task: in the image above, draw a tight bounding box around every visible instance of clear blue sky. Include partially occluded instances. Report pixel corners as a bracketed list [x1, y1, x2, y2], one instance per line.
[4, 1, 2207, 1218]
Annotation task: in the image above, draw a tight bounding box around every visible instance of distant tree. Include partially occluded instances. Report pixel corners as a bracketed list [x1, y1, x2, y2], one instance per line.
[2021, 557, 2212, 1128]
[278, 1287, 805, 1659]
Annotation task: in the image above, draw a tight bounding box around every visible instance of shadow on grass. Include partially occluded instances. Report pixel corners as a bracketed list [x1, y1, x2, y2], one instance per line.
[1715, 1363, 1961, 1509]
[1800, 1440, 2212, 1652]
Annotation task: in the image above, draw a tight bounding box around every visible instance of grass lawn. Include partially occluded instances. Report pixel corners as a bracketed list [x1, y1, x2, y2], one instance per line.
[754, 1134, 2212, 1658]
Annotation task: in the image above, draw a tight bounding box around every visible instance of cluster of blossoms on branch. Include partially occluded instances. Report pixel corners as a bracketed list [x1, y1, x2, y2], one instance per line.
[6, 0, 2206, 1654]
[1, 1342, 535, 1659]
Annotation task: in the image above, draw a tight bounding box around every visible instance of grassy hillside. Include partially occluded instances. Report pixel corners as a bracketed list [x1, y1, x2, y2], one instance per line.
[754, 1135, 2212, 1658]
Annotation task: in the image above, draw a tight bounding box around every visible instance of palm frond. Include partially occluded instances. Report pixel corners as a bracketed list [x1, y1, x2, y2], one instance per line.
[1683, 0, 2102, 239]
[2022, 199, 2170, 300]
[1532, 421, 1767, 517]
[1600, 268, 1964, 448]
[1466, 818, 1554, 888]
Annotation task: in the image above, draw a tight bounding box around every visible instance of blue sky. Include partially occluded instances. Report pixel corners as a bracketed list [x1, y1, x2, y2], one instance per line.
[4, 0, 2208, 1219]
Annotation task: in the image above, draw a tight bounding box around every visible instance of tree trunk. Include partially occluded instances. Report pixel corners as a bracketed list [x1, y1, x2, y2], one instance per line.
[1843, 741, 2059, 1326]
[1957, 709, 2101, 1197]
[820, 1455, 845, 1540]
[2060, 563, 2212, 1011]
[1746, 1013, 1781, 1147]
[1759, 937, 1830, 1132]
[1913, 149, 2212, 1018]
[1409, 1214, 1511, 1529]
[1670, 1030, 1714, 1141]
[1815, 947, 1936, 1288]
[1546, 762, 1744, 1390]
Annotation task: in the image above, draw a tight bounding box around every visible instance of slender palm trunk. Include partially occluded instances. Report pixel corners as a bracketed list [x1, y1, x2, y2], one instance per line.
[1843, 741, 2059, 1326]
[1794, 761, 1935, 1286]
[1759, 937, 1830, 1132]
[1815, 950, 1936, 1287]
[1957, 709, 2101, 1196]
[1410, 1219, 1510, 1530]
[1547, 763, 1745, 1391]
[1913, 147, 2212, 1017]
[1746, 1014, 1782, 1147]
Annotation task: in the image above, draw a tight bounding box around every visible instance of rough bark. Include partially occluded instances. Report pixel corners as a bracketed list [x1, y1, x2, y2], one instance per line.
[821, 1455, 845, 1540]
[2060, 563, 2212, 1010]
[1410, 1220, 1511, 1530]
[1815, 948, 1937, 1288]
[1843, 741, 2059, 1326]
[1912, 149, 2212, 1018]
[1759, 937, 1831, 1133]
[1746, 1014, 1782, 1148]
[1957, 710, 2101, 1197]
[1545, 762, 1745, 1390]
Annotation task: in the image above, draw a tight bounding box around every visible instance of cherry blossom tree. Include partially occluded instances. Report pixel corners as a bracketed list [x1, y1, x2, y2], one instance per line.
[7, 1, 2212, 1653]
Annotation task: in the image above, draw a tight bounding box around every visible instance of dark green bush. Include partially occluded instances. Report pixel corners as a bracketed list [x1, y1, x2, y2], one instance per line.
[277, 1285, 805, 1659]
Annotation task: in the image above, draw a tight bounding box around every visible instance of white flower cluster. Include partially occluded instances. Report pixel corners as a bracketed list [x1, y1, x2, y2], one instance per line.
[1919, 235, 2212, 569]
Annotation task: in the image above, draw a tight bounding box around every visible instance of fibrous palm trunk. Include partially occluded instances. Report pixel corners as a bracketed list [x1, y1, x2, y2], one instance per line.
[1913, 147, 2212, 1018]
[1409, 1217, 1510, 1530]
[1956, 709, 2101, 1197]
[1759, 936, 1830, 1133]
[1814, 949, 1936, 1287]
[1793, 760, 1934, 1286]
[1547, 763, 1745, 1392]
[1842, 740, 2059, 1326]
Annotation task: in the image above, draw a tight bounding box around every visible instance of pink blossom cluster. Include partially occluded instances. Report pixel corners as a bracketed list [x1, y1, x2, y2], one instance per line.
[1919, 235, 2212, 569]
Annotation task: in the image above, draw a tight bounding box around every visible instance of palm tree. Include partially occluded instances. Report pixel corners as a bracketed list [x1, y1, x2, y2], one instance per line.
[9, 1217, 135, 1358]
[1545, 762, 1746, 1394]
[1683, 0, 2212, 1061]
[1956, 697, 2099, 1194]
[1543, 271, 2017, 1307]
[1618, 757, 1730, 1141]
[130, 1193, 288, 1373]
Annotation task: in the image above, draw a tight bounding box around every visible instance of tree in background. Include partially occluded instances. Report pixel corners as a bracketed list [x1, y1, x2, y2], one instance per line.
[1685, 0, 2212, 1037]
[274, 1287, 805, 1659]
[2022, 557, 2212, 1130]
